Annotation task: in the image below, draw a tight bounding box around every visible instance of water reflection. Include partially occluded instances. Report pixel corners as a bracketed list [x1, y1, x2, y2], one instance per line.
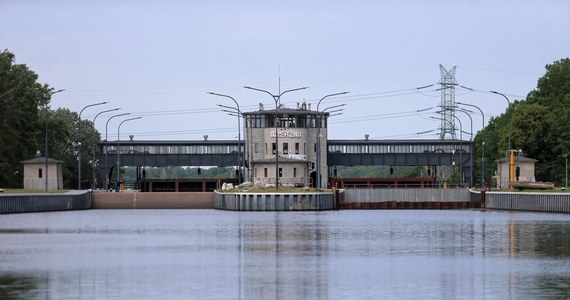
[0, 210, 569, 299]
[237, 212, 329, 299]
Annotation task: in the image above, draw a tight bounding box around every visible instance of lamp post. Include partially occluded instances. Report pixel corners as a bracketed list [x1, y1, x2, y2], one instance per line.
[490, 91, 513, 190]
[456, 109, 473, 141]
[490, 91, 511, 150]
[116, 117, 142, 191]
[482, 141, 486, 190]
[566, 155, 568, 188]
[456, 102, 485, 131]
[456, 109, 473, 187]
[105, 113, 130, 190]
[91, 108, 120, 189]
[317, 105, 345, 189]
[454, 115, 464, 186]
[77, 102, 108, 189]
[432, 115, 463, 186]
[316, 92, 349, 189]
[316, 101, 347, 189]
[208, 92, 243, 183]
[44, 89, 65, 191]
[244, 85, 308, 189]
[457, 102, 486, 189]
[219, 107, 243, 182]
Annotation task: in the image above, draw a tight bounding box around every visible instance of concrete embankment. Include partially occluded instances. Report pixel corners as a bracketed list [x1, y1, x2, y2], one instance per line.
[339, 188, 482, 209]
[0, 191, 91, 214]
[485, 191, 570, 213]
[91, 192, 213, 209]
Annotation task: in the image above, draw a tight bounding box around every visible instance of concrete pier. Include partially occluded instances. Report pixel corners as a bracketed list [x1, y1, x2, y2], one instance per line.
[214, 191, 335, 211]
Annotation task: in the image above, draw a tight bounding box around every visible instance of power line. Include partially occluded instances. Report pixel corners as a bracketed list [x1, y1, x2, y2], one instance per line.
[331, 110, 432, 124]
[118, 127, 235, 138]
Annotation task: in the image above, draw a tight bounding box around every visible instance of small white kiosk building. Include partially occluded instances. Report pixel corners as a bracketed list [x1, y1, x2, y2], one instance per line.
[496, 156, 538, 190]
[20, 153, 64, 191]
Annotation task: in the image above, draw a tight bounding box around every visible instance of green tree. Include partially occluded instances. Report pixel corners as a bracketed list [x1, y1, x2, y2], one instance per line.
[522, 58, 570, 183]
[473, 58, 570, 186]
[0, 50, 51, 188]
[42, 108, 101, 189]
[0, 50, 102, 189]
[472, 109, 516, 187]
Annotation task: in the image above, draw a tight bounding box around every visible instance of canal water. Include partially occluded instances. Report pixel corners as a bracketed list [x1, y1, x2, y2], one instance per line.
[1, 209, 569, 299]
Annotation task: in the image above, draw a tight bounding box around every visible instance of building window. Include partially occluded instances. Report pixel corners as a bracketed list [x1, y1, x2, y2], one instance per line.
[295, 143, 299, 154]
[314, 143, 317, 153]
[293, 167, 297, 177]
[38, 168, 43, 178]
[272, 143, 276, 154]
[255, 143, 259, 153]
[283, 143, 288, 154]
[279, 168, 283, 177]
[264, 168, 268, 177]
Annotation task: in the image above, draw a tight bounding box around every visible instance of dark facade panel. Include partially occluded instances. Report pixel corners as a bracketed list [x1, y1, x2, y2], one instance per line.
[327, 153, 463, 167]
[112, 154, 240, 168]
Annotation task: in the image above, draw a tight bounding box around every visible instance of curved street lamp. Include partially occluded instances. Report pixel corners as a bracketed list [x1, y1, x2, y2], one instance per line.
[457, 102, 486, 189]
[316, 92, 349, 189]
[431, 115, 464, 186]
[456, 109, 473, 187]
[316, 102, 347, 189]
[490, 90, 513, 190]
[244, 86, 308, 189]
[116, 117, 142, 191]
[104, 112, 130, 190]
[209, 92, 243, 183]
[91, 108, 120, 189]
[44, 89, 65, 191]
[77, 101, 108, 189]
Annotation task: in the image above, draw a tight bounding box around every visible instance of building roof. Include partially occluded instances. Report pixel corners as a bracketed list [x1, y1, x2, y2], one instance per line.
[253, 157, 309, 164]
[244, 107, 324, 116]
[495, 156, 538, 163]
[20, 157, 65, 164]
[328, 139, 472, 145]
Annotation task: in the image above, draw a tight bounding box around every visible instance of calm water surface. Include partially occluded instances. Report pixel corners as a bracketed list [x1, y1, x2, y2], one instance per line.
[1, 209, 569, 299]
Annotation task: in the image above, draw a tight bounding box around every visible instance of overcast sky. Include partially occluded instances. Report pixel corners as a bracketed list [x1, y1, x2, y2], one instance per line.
[2, 0, 569, 141]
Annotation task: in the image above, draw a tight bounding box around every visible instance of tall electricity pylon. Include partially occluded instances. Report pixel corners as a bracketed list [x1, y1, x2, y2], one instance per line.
[438, 65, 457, 139]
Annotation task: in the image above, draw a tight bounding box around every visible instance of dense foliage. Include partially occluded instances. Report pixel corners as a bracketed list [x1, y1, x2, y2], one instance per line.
[474, 58, 570, 185]
[0, 50, 99, 188]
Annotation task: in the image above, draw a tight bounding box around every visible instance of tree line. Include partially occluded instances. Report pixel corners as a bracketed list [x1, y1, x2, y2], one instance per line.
[1, 50, 100, 188]
[473, 58, 570, 186]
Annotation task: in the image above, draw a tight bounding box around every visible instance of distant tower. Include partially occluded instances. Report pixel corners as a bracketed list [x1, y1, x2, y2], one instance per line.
[438, 65, 457, 139]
